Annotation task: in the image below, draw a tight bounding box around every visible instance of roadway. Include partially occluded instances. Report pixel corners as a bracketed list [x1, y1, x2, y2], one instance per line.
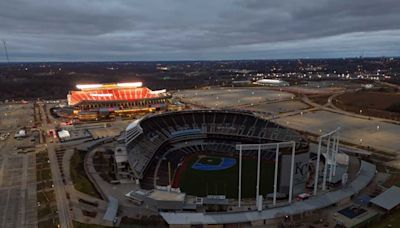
[39, 103, 73, 228]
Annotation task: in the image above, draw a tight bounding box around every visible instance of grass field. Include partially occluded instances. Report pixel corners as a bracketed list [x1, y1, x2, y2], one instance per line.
[70, 151, 102, 199]
[372, 208, 400, 228]
[177, 155, 275, 198]
[73, 221, 109, 228]
[38, 218, 59, 228]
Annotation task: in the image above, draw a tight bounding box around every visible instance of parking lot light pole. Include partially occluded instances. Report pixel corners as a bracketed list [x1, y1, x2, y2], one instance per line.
[273, 144, 279, 206]
[238, 145, 242, 207]
[288, 141, 295, 203]
[256, 145, 261, 208]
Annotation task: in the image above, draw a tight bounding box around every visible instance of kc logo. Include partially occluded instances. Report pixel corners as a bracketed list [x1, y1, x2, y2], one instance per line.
[295, 162, 308, 176]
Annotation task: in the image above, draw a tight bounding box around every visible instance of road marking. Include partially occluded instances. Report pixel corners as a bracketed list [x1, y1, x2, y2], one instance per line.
[0, 155, 7, 187]
[19, 155, 28, 226]
[1, 188, 11, 228]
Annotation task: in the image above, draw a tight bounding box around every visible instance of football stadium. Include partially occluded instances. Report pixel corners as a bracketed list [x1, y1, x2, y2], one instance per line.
[63, 82, 171, 120]
[123, 110, 310, 200]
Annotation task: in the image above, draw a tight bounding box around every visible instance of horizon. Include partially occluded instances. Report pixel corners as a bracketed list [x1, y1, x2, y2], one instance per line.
[1, 0, 400, 62]
[0, 55, 399, 64]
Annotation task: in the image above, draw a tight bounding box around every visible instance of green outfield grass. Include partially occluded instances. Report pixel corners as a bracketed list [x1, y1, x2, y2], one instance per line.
[178, 155, 275, 198]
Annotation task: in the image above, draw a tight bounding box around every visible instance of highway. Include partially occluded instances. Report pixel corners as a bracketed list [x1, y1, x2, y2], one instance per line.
[39, 104, 73, 228]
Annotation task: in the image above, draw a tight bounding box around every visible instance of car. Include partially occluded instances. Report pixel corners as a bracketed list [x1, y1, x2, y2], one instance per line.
[296, 193, 311, 201]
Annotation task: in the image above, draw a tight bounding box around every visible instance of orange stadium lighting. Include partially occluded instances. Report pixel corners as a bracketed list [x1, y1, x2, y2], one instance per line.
[76, 84, 103, 90]
[150, 89, 167, 94]
[116, 82, 143, 88]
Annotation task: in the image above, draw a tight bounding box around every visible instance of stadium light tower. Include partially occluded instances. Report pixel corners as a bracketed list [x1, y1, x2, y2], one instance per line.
[313, 127, 340, 195]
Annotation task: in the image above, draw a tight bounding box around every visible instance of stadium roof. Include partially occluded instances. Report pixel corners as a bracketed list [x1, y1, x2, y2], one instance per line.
[254, 79, 289, 86]
[160, 161, 376, 225]
[76, 82, 143, 90]
[370, 186, 400, 210]
[126, 118, 142, 131]
[57, 129, 70, 139]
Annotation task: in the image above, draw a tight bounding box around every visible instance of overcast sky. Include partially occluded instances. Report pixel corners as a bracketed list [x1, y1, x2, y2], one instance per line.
[0, 0, 399, 61]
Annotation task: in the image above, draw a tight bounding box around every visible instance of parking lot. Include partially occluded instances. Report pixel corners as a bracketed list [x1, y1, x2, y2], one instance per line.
[243, 100, 309, 114]
[0, 153, 37, 227]
[275, 110, 400, 155]
[0, 103, 37, 227]
[0, 104, 34, 132]
[175, 87, 400, 161]
[175, 87, 294, 108]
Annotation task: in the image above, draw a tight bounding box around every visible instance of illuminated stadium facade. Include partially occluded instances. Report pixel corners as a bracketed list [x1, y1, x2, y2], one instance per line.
[66, 82, 171, 119]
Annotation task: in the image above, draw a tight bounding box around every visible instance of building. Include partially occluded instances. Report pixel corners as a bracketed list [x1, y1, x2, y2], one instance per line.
[110, 109, 380, 227]
[254, 79, 289, 86]
[120, 110, 310, 198]
[65, 82, 171, 119]
[14, 129, 26, 138]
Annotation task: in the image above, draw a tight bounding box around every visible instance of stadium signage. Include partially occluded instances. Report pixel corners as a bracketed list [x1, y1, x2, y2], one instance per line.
[295, 161, 308, 176]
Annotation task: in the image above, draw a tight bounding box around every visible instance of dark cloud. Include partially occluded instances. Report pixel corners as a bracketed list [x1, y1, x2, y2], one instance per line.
[0, 0, 399, 61]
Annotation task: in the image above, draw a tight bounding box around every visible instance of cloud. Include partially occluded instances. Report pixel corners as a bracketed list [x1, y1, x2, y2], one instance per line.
[0, 0, 399, 61]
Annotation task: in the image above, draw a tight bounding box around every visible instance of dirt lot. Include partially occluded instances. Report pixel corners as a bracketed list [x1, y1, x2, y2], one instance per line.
[308, 94, 332, 105]
[279, 86, 345, 95]
[334, 91, 400, 121]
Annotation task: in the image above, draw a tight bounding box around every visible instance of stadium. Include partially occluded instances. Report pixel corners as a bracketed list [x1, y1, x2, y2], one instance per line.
[113, 109, 377, 227]
[62, 82, 171, 120]
[122, 109, 310, 202]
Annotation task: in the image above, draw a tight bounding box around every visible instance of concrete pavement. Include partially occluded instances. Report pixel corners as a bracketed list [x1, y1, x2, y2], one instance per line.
[0, 103, 37, 227]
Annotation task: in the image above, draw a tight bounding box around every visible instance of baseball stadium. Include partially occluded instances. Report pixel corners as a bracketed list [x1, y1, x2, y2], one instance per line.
[115, 108, 376, 227]
[124, 109, 310, 199]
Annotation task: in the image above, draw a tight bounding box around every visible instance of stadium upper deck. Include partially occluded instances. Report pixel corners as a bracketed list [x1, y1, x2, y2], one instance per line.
[124, 110, 309, 180]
